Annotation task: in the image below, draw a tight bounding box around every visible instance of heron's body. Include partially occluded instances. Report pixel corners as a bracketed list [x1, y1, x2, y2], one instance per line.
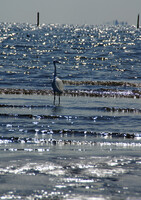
[52, 77, 64, 94]
[52, 61, 64, 104]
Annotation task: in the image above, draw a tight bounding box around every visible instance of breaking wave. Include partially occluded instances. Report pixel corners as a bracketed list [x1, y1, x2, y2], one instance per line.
[0, 104, 141, 113]
[63, 80, 141, 88]
[0, 87, 141, 98]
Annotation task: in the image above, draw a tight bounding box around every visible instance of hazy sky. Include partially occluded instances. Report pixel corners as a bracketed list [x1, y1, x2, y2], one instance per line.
[0, 0, 141, 25]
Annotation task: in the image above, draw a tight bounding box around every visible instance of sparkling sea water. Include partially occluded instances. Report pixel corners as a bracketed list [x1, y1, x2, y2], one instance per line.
[0, 23, 141, 199]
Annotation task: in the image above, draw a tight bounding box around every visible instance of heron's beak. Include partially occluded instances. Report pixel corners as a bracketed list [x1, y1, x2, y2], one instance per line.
[53, 60, 61, 64]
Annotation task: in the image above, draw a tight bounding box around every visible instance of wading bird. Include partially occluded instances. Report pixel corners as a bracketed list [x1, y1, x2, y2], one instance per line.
[52, 61, 64, 104]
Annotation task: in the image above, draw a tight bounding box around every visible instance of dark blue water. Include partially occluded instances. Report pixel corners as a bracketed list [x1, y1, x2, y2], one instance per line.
[0, 23, 141, 200]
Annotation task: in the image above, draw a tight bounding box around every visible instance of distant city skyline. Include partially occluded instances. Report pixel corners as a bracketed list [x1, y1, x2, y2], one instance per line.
[0, 0, 140, 25]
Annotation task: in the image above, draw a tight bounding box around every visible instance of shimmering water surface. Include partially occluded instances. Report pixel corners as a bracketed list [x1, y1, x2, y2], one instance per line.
[0, 23, 141, 199]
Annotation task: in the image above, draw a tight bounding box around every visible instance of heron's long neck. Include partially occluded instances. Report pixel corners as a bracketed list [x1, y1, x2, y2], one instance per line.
[54, 63, 57, 78]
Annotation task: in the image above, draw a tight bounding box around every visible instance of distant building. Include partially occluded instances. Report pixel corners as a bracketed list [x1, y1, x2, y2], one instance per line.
[113, 20, 128, 26]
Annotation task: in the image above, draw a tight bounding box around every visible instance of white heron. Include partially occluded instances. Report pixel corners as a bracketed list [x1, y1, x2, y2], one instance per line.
[52, 61, 64, 104]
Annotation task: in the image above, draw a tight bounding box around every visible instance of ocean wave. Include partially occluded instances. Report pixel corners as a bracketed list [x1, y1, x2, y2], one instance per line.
[0, 103, 141, 113]
[0, 87, 141, 98]
[63, 80, 141, 88]
[0, 131, 140, 145]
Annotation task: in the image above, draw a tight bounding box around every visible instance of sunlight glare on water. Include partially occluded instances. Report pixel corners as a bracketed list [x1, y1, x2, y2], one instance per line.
[0, 22, 141, 200]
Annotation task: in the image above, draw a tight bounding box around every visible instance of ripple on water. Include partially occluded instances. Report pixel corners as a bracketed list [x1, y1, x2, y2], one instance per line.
[0, 23, 141, 199]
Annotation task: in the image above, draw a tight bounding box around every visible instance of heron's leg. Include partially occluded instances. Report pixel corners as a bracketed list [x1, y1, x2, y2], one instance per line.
[59, 95, 60, 104]
[53, 91, 56, 105]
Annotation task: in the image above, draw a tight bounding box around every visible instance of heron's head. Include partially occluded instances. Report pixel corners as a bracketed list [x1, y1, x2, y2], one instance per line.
[53, 60, 60, 65]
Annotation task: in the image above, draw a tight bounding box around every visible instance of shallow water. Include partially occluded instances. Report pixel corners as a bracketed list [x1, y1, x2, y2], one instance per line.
[0, 23, 141, 199]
